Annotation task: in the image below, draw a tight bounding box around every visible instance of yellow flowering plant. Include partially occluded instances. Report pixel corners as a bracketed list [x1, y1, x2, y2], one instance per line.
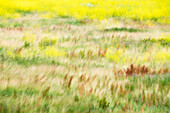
[0, 0, 169, 24]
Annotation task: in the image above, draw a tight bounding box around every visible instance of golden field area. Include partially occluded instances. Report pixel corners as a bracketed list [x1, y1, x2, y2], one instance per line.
[0, 0, 169, 113]
[0, 0, 170, 23]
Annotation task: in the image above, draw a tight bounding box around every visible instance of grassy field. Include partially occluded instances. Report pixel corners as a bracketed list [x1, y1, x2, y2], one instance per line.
[0, 0, 170, 113]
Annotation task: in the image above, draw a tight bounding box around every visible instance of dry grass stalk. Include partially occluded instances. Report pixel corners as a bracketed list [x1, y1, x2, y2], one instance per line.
[15, 47, 23, 54]
[79, 74, 86, 82]
[139, 103, 146, 113]
[79, 83, 85, 96]
[0, 106, 2, 113]
[42, 86, 50, 98]
[70, 50, 75, 58]
[68, 76, 73, 88]
[98, 47, 102, 57]
[101, 48, 107, 57]
[122, 103, 129, 111]
[0, 61, 4, 69]
[34, 75, 39, 83]
[89, 87, 93, 95]
[64, 74, 68, 81]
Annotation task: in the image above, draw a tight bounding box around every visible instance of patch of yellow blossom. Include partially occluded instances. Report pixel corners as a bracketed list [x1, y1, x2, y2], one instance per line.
[0, 0, 169, 24]
[153, 51, 170, 62]
[105, 47, 128, 63]
[43, 47, 65, 58]
[6, 35, 65, 59]
[22, 33, 35, 43]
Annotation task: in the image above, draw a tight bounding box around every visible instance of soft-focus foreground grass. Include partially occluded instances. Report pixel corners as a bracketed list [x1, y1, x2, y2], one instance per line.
[0, 0, 170, 111]
[0, 14, 169, 112]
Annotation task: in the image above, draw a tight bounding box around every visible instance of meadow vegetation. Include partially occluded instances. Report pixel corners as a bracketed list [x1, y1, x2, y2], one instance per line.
[0, 0, 169, 112]
[0, 0, 169, 24]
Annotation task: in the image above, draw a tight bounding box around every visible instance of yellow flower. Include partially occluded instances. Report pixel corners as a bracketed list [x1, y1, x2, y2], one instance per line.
[105, 47, 125, 63]
[43, 47, 65, 58]
[0, 0, 169, 23]
[22, 33, 35, 43]
[154, 51, 170, 62]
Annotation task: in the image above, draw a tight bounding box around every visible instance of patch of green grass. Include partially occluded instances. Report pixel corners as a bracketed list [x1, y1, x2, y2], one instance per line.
[0, 87, 39, 97]
[6, 57, 65, 66]
[39, 18, 85, 27]
[104, 27, 147, 32]
[15, 9, 33, 16]
[0, 20, 23, 28]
